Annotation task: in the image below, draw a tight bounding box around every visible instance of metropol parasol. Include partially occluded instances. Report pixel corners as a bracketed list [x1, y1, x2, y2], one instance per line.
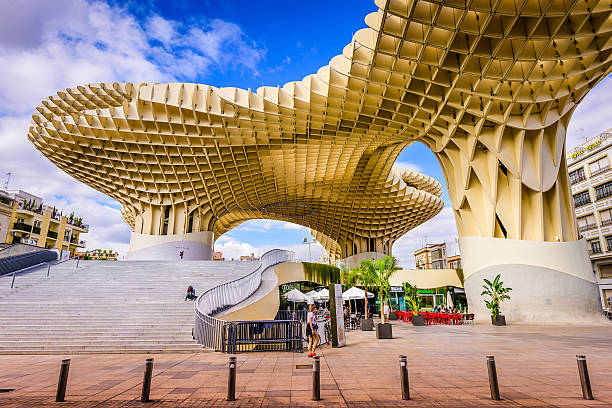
[28, 0, 612, 321]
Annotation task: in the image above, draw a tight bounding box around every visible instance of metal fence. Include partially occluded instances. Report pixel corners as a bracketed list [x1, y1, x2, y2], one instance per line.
[194, 249, 295, 350]
[224, 320, 303, 353]
[275, 309, 308, 322]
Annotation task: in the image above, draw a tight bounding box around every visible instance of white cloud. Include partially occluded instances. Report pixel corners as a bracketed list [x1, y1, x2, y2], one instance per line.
[392, 206, 459, 269]
[393, 160, 424, 173]
[0, 0, 266, 258]
[567, 74, 612, 148]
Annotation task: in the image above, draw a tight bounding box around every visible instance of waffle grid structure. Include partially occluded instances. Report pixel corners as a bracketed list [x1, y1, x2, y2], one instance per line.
[28, 0, 612, 259]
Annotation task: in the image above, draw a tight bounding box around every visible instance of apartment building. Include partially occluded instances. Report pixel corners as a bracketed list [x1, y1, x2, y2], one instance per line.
[447, 254, 461, 270]
[414, 243, 447, 269]
[568, 128, 612, 311]
[1, 190, 89, 257]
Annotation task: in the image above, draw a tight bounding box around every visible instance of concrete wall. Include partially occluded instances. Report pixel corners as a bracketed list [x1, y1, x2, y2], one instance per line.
[128, 231, 214, 261]
[460, 236, 605, 323]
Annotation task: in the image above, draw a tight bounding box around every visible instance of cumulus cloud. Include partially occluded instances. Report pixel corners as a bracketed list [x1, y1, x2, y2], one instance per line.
[393, 160, 424, 173]
[567, 74, 612, 148]
[392, 206, 459, 269]
[0, 0, 266, 258]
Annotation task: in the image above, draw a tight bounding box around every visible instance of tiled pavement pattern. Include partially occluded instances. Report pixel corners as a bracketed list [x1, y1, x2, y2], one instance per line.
[1, 322, 611, 407]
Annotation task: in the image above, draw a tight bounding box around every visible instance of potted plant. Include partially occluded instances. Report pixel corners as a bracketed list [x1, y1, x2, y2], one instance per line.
[371, 256, 400, 339]
[355, 260, 377, 331]
[403, 282, 424, 326]
[481, 274, 512, 326]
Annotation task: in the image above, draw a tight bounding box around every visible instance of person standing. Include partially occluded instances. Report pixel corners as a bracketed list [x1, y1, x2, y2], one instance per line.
[306, 304, 319, 357]
[383, 301, 390, 322]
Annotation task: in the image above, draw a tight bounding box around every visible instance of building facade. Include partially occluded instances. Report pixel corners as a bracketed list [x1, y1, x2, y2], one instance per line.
[447, 255, 461, 270]
[568, 128, 612, 311]
[2, 190, 88, 257]
[414, 243, 447, 270]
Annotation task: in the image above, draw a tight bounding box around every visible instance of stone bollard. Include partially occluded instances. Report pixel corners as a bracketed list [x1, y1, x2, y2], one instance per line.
[576, 355, 594, 400]
[227, 356, 237, 401]
[312, 356, 321, 401]
[486, 355, 500, 400]
[399, 355, 410, 400]
[55, 359, 71, 402]
[140, 358, 154, 402]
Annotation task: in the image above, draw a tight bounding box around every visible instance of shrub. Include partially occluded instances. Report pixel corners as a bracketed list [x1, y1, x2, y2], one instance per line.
[302, 262, 340, 285]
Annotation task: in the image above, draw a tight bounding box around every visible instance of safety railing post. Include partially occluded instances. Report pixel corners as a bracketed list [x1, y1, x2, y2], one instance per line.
[10, 270, 16, 288]
[47, 263, 51, 277]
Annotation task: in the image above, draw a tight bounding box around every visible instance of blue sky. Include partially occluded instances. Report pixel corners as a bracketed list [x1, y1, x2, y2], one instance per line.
[1, 0, 611, 266]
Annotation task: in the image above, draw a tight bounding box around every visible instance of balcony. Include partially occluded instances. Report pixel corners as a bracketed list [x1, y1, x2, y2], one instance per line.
[578, 223, 597, 232]
[591, 165, 611, 177]
[32, 226, 41, 234]
[570, 174, 586, 185]
[47, 231, 58, 239]
[12, 222, 32, 233]
[70, 239, 87, 247]
[589, 248, 603, 255]
[602, 218, 612, 227]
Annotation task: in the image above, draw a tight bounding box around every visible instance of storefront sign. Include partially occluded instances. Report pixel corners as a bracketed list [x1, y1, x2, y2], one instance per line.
[390, 286, 403, 292]
[571, 140, 601, 159]
[280, 283, 299, 292]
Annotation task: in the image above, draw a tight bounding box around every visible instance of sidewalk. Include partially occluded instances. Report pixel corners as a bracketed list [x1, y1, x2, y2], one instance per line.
[1, 322, 611, 407]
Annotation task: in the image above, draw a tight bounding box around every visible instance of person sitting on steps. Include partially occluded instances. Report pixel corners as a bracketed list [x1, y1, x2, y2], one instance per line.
[185, 285, 197, 301]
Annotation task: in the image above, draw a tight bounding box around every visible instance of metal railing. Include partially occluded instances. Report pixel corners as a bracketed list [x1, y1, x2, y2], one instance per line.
[224, 320, 303, 353]
[275, 309, 308, 322]
[194, 249, 295, 350]
[6, 254, 85, 288]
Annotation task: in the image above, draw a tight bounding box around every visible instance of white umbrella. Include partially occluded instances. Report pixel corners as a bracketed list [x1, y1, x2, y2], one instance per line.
[313, 288, 329, 302]
[304, 290, 318, 298]
[446, 291, 454, 309]
[283, 288, 309, 302]
[342, 286, 374, 301]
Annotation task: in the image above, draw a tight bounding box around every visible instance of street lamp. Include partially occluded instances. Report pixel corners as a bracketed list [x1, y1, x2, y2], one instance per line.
[302, 237, 317, 262]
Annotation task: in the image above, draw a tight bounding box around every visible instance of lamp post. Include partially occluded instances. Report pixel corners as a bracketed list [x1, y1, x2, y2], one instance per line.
[302, 237, 317, 263]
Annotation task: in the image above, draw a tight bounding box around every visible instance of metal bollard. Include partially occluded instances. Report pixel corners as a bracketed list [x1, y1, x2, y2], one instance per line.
[399, 355, 410, 400]
[312, 356, 321, 401]
[55, 359, 71, 402]
[576, 355, 594, 400]
[140, 358, 154, 402]
[10, 271, 16, 288]
[75, 256, 80, 269]
[486, 355, 500, 400]
[227, 356, 237, 401]
[47, 263, 51, 277]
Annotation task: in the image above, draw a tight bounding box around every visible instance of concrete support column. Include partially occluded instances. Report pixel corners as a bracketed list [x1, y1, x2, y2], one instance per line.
[460, 237, 602, 323]
[127, 230, 214, 260]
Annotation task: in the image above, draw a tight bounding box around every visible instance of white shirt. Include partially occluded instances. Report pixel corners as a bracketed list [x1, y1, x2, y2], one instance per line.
[383, 304, 390, 314]
[307, 311, 315, 325]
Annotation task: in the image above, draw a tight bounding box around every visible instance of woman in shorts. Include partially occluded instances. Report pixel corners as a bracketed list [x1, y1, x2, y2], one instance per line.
[306, 304, 319, 357]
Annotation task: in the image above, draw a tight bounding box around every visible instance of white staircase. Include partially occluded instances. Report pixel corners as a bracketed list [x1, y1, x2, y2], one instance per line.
[0, 260, 256, 354]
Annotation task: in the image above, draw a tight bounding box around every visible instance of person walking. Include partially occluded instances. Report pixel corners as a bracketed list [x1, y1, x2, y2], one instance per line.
[383, 301, 390, 322]
[306, 304, 319, 357]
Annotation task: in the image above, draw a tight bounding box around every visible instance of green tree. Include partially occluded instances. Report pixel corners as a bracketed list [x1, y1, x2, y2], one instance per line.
[340, 264, 359, 312]
[355, 259, 377, 318]
[370, 256, 401, 323]
[403, 282, 421, 315]
[481, 274, 512, 317]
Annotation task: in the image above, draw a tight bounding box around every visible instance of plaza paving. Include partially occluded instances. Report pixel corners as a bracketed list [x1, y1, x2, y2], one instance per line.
[1, 321, 611, 407]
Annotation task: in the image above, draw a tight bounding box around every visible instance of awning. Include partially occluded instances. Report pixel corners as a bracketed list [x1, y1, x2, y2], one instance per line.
[389, 269, 463, 289]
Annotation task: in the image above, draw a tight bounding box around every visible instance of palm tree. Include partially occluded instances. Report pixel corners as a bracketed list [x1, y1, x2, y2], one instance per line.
[341, 265, 359, 312]
[370, 256, 401, 324]
[355, 259, 377, 318]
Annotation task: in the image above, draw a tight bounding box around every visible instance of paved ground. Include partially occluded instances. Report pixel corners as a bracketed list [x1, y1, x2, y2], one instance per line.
[0, 321, 611, 407]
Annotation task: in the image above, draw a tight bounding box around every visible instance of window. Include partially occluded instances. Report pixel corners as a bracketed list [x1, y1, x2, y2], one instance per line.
[607, 236, 612, 252]
[601, 209, 612, 226]
[573, 190, 591, 207]
[569, 167, 586, 184]
[589, 156, 610, 176]
[577, 214, 596, 231]
[603, 289, 612, 309]
[595, 182, 612, 201]
[589, 239, 602, 254]
[599, 263, 612, 279]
